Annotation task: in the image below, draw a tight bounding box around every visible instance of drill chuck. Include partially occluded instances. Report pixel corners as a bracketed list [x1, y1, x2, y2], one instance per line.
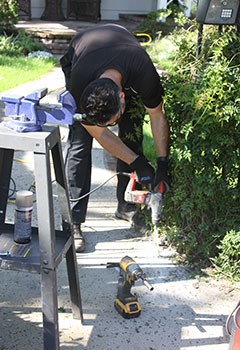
[141, 277, 154, 291]
[149, 192, 163, 225]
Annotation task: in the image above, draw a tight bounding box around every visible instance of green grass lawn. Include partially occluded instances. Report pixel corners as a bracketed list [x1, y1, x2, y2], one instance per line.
[0, 55, 57, 92]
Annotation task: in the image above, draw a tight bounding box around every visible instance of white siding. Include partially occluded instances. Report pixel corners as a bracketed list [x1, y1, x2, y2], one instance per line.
[30, 0, 156, 20]
[101, 0, 156, 20]
[30, 0, 68, 18]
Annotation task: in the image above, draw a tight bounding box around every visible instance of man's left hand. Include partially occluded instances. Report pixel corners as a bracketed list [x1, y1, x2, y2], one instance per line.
[154, 157, 170, 192]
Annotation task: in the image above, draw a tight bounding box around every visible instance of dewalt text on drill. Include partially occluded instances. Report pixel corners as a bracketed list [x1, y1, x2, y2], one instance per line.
[107, 256, 153, 319]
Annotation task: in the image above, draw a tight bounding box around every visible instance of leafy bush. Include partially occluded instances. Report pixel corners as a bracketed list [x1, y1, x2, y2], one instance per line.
[138, 1, 188, 39]
[0, 32, 44, 56]
[161, 18, 240, 274]
[0, 0, 19, 33]
[211, 230, 240, 281]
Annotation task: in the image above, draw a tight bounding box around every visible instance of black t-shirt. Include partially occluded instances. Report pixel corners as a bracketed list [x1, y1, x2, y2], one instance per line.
[61, 24, 164, 111]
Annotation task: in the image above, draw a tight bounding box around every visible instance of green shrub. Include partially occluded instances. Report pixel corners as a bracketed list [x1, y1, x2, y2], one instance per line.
[0, 32, 43, 56]
[137, 6, 182, 39]
[0, 0, 19, 33]
[161, 18, 240, 274]
[211, 230, 240, 281]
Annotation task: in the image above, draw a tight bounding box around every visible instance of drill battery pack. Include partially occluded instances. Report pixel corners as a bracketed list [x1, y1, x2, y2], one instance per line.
[114, 295, 141, 319]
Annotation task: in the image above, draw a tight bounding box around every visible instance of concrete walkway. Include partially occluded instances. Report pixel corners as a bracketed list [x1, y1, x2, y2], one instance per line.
[0, 66, 239, 350]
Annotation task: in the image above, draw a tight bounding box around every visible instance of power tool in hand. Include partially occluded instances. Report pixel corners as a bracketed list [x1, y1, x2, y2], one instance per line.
[107, 256, 153, 319]
[124, 172, 164, 225]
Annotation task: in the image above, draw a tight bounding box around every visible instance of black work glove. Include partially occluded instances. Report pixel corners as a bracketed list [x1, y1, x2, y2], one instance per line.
[130, 156, 155, 190]
[154, 157, 170, 192]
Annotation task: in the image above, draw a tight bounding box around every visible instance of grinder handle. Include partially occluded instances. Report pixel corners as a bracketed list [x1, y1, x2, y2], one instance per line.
[156, 180, 165, 194]
[129, 172, 137, 190]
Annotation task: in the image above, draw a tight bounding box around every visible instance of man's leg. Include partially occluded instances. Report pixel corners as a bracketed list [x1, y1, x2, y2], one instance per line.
[65, 123, 93, 251]
[116, 94, 145, 220]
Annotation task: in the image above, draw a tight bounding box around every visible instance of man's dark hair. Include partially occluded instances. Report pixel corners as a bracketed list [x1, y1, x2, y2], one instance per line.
[80, 78, 121, 125]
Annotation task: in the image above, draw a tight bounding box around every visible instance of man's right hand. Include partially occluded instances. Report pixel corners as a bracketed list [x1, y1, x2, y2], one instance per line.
[130, 156, 155, 190]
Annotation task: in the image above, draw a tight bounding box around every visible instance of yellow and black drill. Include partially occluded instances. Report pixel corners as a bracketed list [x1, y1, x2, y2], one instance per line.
[107, 256, 154, 319]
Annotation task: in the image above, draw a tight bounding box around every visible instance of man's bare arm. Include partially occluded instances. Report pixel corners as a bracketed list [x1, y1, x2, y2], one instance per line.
[82, 124, 138, 165]
[145, 102, 169, 157]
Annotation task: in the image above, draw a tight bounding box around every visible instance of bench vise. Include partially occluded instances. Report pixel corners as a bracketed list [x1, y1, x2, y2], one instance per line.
[0, 87, 76, 132]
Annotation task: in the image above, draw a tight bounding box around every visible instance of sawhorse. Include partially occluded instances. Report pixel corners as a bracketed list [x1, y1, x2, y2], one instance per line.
[0, 124, 83, 350]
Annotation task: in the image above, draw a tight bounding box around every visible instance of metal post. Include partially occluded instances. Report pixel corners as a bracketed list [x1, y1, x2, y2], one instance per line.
[196, 23, 203, 57]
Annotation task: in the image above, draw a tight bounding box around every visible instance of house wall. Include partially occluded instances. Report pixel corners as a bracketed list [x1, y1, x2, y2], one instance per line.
[101, 0, 157, 20]
[30, 0, 157, 20]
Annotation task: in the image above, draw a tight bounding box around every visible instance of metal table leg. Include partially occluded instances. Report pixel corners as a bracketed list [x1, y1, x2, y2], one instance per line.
[41, 268, 60, 350]
[51, 141, 83, 322]
[0, 148, 14, 227]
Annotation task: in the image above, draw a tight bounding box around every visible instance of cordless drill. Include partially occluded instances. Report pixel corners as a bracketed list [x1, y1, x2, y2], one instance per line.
[107, 256, 153, 319]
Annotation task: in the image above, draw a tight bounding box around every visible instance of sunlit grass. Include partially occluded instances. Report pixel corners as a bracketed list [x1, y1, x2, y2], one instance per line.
[146, 36, 177, 71]
[0, 55, 57, 92]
